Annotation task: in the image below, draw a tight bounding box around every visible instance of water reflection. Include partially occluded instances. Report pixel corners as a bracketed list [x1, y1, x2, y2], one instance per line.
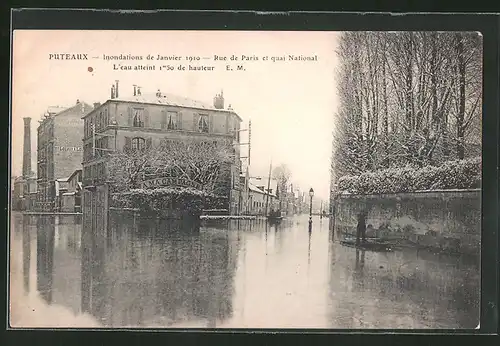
[36, 216, 54, 304]
[327, 243, 480, 328]
[10, 212, 480, 329]
[22, 220, 30, 294]
[79, 212, 239, 327]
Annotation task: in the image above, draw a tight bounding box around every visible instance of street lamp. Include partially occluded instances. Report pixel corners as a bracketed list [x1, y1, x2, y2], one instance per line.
[308, 188, 314, 227]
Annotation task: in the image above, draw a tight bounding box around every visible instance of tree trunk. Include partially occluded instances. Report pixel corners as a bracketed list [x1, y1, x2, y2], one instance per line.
[382, 42, 389, 168]
[456, 33, 466, 160]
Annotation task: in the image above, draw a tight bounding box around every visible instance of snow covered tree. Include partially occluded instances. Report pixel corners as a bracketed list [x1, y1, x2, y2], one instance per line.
[108, 139, 234, 195]
[331, 31, 483, 191]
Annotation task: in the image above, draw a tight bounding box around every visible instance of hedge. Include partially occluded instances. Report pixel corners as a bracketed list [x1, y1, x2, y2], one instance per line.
[337, 156, 481, 195]
[111, 187, 227, 216]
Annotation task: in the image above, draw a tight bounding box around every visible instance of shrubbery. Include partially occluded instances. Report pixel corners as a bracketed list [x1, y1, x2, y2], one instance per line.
[337, 156, 481, 195]
[111, 187, 226, 216]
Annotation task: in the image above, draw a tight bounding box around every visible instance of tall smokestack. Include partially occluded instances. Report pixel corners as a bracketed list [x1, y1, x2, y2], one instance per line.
[22, 117, 32, 178]
[115, 80, 119, 98]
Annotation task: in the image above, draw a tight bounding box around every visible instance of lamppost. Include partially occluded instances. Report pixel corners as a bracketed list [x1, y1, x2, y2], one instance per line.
[309, 188, 314, 228]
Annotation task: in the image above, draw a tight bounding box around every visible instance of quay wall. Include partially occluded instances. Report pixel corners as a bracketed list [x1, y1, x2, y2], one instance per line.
[333, 189, 481, 256]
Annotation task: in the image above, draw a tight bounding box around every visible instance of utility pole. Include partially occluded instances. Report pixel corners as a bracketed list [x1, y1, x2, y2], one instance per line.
[264, 161, 272, 216]
[92, 123, 96, 157]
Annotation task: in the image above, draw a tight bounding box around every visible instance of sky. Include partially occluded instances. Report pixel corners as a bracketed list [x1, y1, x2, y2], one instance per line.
[11, 30, 339, 200]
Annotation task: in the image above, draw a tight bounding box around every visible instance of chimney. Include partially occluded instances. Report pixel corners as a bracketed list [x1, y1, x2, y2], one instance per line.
[156, 89, 161, 97]
[93, 102, 101, 109]
[76, 99, 80, 104]
[111, 84, 115, 99]
[22, 117, 32, 179]
[213, 89, 224, 109]
[133, 85, 137, 96]
[115, 80, 119, 98]
[137, 86, 141, 95]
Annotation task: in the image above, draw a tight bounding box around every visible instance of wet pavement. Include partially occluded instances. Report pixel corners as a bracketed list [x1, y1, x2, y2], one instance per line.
[9, 212, 480, 329]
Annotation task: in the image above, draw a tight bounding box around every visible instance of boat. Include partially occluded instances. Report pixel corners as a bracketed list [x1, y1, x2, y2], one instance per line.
[340, 236, 393, 252]
[267, 209, 283, 222]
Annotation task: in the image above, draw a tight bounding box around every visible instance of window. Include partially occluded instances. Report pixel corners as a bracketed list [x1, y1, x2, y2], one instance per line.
[198, 115, 209, 133]
[133, 109, 144, 127]
[167, 112, 178, 130]
[131, 137, 146, 151]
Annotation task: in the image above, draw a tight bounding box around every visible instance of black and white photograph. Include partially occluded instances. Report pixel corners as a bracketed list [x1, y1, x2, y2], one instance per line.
[9, 29, 482, 329]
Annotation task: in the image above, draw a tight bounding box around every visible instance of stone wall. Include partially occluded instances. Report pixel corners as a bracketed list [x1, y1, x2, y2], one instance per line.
[333, 189, 481, 256]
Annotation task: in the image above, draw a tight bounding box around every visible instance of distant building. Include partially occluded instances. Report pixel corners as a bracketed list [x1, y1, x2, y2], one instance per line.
[59, 169, 83, 213]
[238, 174, 278, 215]
[36, 100, 94, 211]
[82, 82, 243, 215]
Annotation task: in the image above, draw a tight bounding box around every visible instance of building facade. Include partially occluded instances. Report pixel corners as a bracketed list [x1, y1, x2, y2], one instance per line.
[238, 174, 279, 215]
[59, 169, 83, 212]
[82, 84, 243, 215]
[36, 101, 93, 211]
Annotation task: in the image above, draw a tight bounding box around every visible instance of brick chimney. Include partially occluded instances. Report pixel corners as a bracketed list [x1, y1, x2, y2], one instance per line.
[137, 86, 141, 95]
[111, 84, 115, 99]
[133, 84, 137, 96]
[22, 117, 32, 179]
[115, 80, 119, 98]
[213, 89, 224, 109]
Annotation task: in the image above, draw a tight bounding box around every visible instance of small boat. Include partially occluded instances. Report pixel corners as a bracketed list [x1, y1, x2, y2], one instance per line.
[267, 209, 283, 222]
[340, 237, 393, 252]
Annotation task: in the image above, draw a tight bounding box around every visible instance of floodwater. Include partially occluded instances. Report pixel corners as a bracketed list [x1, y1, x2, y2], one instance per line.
[9, 212, 480, 329]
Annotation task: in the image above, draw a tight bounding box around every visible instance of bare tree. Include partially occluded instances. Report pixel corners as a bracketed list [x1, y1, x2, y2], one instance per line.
[108, 139, 233, 195]
[331, 31, 482, 185]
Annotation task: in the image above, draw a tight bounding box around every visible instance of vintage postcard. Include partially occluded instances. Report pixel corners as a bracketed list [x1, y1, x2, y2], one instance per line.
[9, 30, 482, 329]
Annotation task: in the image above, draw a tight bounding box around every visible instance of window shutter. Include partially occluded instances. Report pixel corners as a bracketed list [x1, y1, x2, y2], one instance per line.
[161, 110, 166, 129]
[128, 107, 133, 126]
[209, 115, 214, 133]
[177, 111, 182, 130]
[193, 113, 199, 131]
[146, 137, 152, 149]
[124, 136, 131, 152]
[144, 109, 150, 128]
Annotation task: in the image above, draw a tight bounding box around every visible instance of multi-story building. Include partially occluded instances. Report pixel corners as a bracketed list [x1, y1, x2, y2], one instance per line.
[239, 174, 279, 215]
[82, 82, 243, 215]
[36, 100, 93, 211]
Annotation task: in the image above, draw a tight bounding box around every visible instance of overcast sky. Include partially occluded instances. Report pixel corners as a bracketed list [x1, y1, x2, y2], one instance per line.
[12, 30, 339, 200]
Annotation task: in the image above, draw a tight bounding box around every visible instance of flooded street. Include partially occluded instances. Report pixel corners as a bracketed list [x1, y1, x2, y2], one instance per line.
[9, 212, 479, 329]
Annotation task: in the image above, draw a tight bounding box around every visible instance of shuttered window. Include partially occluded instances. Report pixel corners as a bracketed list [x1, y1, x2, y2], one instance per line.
[130, 108, 146, 127]
[167, 112, 178, 130]
[198, 115, 209, 133]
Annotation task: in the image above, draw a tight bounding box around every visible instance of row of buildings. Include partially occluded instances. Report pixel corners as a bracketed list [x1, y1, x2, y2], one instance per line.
[12, 81, 288, 216]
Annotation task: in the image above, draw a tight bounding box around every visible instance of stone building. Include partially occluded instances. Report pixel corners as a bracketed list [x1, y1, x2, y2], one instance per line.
[82, 82, 243, 215]
[36, 101, 93, 211]
[59, 169, 83, 213]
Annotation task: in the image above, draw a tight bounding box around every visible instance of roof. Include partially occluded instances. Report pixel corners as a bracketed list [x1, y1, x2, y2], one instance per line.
[47, 106, 68, 114]
[248, 182, 277, 198]
[56, 177, 69, 183]
[43, 102, 93, 122]
[249, 177, 278, 193]
[67, 169, 82, 182]
[88, 92, 242, 121]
